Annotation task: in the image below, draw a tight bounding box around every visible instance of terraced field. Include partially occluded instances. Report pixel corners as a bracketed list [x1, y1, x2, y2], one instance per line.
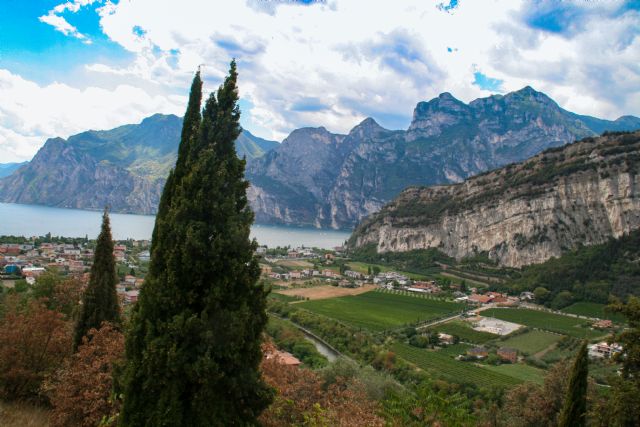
[433, 320, 498, 344]
[391, 343, 521, 388]
[298, 291, 464, 331]
[499, 330, 562, 354]
[481, 308, 606, 339]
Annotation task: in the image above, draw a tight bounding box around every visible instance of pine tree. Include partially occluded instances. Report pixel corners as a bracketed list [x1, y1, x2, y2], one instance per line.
[558, 341, 589, 427]
[120, 62, 272, 426]
[72, 208, 120, 351]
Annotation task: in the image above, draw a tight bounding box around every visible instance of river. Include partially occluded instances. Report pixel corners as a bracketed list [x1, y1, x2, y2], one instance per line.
[0, 202, 351, 248]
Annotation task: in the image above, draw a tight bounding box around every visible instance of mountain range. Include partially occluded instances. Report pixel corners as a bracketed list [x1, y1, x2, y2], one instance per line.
[0, 114, 278, 214]
[349, 130, 640, 267]
[0, 162, 27, 179]
[0, 87, 639, 223]
[247, 86, 640, 228]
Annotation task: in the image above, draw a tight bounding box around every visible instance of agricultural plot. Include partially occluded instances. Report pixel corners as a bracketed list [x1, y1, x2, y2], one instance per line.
[298, 291, 464, 331]
[561, 302, 626, 323]
[481, 308, 606, 339]
[434, 320, 498, 344]
[391, 343, 521, 388]
[480, 364, 546, 385]
[268, 292, 304, 303]
[437, 343, 473, 356]
[499, 330, 562, 355]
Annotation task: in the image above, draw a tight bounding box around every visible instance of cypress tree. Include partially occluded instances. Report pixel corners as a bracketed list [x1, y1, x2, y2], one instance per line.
[558, 341, 589, 427]
[120, 61, 272, 426]
[72, 208, 120, 351]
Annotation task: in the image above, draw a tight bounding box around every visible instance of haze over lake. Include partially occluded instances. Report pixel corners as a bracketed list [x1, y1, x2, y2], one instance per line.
[0, 203, 350, 249]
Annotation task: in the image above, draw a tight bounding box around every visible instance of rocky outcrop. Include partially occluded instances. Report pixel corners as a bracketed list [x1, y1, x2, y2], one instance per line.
[247, 87, 640, 229]
[349, 131, 640, 267]
[0, 114, 278, 214]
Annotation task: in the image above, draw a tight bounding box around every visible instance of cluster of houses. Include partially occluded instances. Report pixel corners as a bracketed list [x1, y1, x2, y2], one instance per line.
[588, 341, 622, 359]
[456, 291, 521, 306]
[116, 274, 145, 305]
[1, 242, 93, 279]
[0, 239, 150, 306]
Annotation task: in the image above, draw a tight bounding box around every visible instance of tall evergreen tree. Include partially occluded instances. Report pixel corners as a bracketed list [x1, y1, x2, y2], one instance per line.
[72, 208, 120, 351]
[120, 62, 272, 426]
[558, 341, 589, 427]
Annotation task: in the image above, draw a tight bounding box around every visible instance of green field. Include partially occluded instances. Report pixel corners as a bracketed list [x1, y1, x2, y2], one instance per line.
[499, 330, 562, 355]
[434, 320, 498, 344]
[391, 343, 521, 388]
[481, 364, 546, 385]
[561, 302, 626, 323]
[298, 291, 464, 331]
[268, 292, 303, 302]
[481, 308, 606, 339]
[437, 343, 472, 356]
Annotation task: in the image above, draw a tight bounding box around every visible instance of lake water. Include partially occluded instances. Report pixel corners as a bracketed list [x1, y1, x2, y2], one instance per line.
[0, 202, 351, 249]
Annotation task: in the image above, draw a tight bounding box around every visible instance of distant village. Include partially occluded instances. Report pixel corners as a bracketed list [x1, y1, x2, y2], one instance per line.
[0, 238, 151, 306]
[1, 239, 620, 361]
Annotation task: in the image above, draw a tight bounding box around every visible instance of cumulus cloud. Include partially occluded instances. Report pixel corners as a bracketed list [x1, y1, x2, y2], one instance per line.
[5, 0, 639, 161]
[0, 69, 185, 162]
[39, 0, 103, 43]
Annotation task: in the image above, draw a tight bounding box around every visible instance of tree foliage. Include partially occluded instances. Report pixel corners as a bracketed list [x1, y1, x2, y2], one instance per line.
[73, 209, 120, 351]
[48, 323, 124, 427]
[558, 341, 589, 427]
[120, 63, 272, 426]
[0, 297, 71, 402]
[259, 344, 384, 426]
[592, 297, 640, 426]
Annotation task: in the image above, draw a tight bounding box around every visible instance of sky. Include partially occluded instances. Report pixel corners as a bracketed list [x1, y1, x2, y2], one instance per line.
[0, 0, 639, 162]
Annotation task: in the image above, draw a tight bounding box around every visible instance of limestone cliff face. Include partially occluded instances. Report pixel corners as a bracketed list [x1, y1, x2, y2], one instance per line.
[349, 131, 640, 267]
[247, 87, 640, 229]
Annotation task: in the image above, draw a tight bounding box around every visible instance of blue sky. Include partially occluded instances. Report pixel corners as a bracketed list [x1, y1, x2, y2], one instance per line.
[0, 0, 639, 162]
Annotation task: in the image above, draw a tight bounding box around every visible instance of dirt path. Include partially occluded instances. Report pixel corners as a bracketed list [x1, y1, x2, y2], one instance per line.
[275, 284, 376, 301]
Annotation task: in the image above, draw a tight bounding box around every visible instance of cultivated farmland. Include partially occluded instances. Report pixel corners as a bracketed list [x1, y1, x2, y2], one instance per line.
[481, 308, 606, 339]
[499, 330, 561, 354]
[391, 343, 521, 388]
[298, 291, 464, 331]
[480, 364, 546, 385]
[561, 302, 626, 323]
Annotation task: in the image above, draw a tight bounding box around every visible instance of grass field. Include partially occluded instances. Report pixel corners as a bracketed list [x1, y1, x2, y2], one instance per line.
[480, 364, 546, 385]
[561, 302, 626, 323]
[434, 320, 498, 344]
[481, 308, 606, 339]
[391, 343, 521, 388]
[499, 330, 562, 355]
[346, 261, 430, 280]
[298, 291, 464, 331]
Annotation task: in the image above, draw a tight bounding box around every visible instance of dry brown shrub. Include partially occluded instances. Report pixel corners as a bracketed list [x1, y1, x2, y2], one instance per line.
[47, 323, 124, 427]
[0, 297, 71, 403]
[259, 343, 384, 426]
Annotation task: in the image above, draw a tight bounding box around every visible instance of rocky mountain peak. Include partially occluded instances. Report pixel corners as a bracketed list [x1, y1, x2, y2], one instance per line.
[407, 92, 472, 139]
[348, 117, 388, 139]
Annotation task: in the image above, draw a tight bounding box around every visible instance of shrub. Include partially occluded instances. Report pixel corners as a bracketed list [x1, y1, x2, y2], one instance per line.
[48, 323, 124, 427]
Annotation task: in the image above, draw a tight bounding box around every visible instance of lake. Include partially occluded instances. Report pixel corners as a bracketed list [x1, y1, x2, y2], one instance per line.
[0, 202, 351, 249]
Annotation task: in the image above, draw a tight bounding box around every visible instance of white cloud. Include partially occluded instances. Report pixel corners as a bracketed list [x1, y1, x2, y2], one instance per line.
[6, 0, 639, 161]
[39, 0, 103, 42]
[0, 69, 185, 162]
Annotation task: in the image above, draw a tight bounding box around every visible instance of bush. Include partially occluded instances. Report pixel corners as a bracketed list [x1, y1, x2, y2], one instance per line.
[0, 298, 71, 403]
[48, 323, 124, 427]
